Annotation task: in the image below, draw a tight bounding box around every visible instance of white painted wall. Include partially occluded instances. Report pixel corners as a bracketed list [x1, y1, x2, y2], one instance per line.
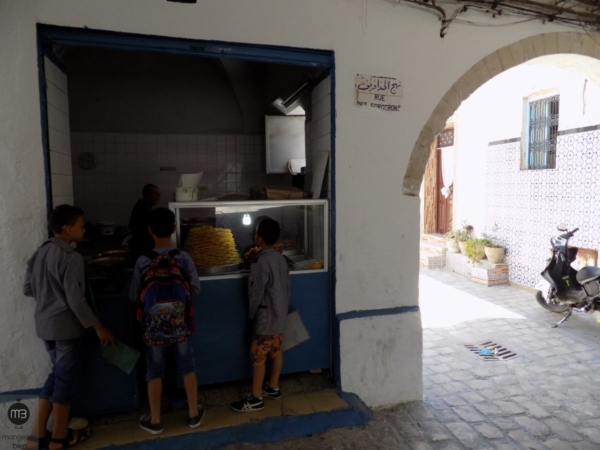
[454, 64, 600, 236]
[0, 0, 573, 406]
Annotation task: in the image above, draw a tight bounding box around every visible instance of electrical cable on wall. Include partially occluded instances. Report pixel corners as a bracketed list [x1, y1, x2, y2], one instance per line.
[388, 0, 600, 37]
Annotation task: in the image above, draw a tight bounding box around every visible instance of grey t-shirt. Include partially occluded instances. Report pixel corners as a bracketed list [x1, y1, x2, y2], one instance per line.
[249, 249, 291, 336]
[24, 238, 99, 341]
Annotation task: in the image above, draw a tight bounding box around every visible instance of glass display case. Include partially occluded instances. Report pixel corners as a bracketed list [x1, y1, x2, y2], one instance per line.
[169, 200, 328, 277]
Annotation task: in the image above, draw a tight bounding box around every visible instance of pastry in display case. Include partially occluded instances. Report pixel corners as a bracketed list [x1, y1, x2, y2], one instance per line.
[170, 200, 328, 277]
[184, 226, 243, 274]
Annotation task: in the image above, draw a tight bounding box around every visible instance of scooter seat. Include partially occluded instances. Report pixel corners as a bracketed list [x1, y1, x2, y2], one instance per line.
[576, 266, 600, 284]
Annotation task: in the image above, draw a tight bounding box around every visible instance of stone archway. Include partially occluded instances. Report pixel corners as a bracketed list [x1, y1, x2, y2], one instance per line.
[402, 32, 600, 197]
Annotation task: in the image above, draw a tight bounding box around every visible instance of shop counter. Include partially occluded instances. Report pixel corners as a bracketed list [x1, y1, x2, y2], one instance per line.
[192, 271, 330, 385]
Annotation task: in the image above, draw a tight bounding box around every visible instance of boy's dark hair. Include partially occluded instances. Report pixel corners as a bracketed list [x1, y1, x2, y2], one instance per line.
[256, 219, 280, 246]
[149, 208, 176, 238]
[142, 184, 159, 198]
[48, 205, 84, 235]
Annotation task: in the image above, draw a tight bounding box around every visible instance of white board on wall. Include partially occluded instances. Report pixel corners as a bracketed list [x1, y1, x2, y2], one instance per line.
[265, 115, 306, 174]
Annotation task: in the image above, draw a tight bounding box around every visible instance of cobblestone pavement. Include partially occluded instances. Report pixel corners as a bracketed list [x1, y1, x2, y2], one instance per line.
[226, 270, 600, 450]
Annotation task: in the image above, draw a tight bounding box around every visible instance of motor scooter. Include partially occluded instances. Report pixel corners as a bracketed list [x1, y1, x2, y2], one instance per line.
[535, 225, 600, 327]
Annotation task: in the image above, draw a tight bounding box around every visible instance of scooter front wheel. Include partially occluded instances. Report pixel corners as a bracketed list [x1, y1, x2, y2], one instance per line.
[535, 290, 569, 313]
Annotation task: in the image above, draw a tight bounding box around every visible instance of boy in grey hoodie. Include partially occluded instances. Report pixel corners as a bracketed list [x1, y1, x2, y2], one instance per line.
[231, 219, 290, 412]
[24, 205, 114, 450]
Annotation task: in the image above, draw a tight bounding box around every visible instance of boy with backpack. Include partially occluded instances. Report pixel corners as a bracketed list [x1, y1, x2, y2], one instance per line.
[129, 208, 203, 434]
[231, 218, 290, 412]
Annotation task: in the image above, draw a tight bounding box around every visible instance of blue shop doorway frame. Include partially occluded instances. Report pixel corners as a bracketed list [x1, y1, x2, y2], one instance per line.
[35, 24, 341, 386]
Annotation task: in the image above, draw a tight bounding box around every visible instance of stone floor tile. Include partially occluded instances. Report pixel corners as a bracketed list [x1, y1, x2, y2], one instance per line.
[470, 368, 495, 378]
[431, 364, 453, 374]
[543, 418, 582, 442]
[444, 382, 470, 394]
[497, 385, 527, 397]
[577, 427, 600, 444]
[571, 442, 600, 450]
[431, 442, 463, 450]
[419, 421, 452, 442]
[506, 430, 547, 450]
[437, 347, 456, 355]
[513, 416, 551, 437]
[405, 403, 436, 421]
[390, 412, 424, 439]
[467, 380, 493, 390]
[448, 371, 474, 382]
[447, 362, 473, 371]
[432, 408, 462, 423]
[489, 376, 517, 387]
[444, 396, 467, 407]
[543, 438, 577, 450]
[473, 423, 504, 440]
[570, 401, 600, 419]
[425, 397, 451, 411]
[552, 411, 582, 427]
[474, 402, 503, 416]
[534, 394, 563, 411]
[426, 384, 449, 396]
[459, 391, 486, 404]
[490, 418, 523, 432]
[492, 401, 526, 415]
[512, 397, 552, 419]
[480, 389, 505, 401]
[452, 406, 486, 423]
[408, 440, 435, 450]
[431, 374, 453, 384]
[492, 442, 521, 450]
[446, 422, 482, 449]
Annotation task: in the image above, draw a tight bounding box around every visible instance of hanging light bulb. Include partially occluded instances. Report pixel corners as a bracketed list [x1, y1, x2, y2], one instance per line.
[243, 214, 252, 226]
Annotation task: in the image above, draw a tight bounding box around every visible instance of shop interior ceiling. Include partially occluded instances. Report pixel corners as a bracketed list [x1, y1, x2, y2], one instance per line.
[53, 45, 327, 133]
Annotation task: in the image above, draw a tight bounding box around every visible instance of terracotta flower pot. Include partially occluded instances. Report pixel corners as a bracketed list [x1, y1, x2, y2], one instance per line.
[446, 239, 460, 253]
[458, 241, 468, 255]
[485, 246, 505, 264]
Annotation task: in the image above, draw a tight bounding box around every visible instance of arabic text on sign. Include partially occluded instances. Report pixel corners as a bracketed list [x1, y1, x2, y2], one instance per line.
[355, 73, 402, 112]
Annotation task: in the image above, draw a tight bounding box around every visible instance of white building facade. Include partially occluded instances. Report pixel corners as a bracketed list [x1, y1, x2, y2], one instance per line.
[453, 64, 600, 288]
[1, 0, 594, 407]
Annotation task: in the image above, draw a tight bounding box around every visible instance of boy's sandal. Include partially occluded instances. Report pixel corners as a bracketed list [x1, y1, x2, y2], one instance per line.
[24, 432, 50, 450]
[50, 427, 92, 449]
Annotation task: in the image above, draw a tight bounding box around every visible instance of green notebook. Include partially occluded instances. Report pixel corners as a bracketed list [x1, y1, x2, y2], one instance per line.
[100, 340, 140, 375]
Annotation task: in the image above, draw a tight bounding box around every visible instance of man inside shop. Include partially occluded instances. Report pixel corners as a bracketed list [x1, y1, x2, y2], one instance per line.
[128, 184, 161, 262]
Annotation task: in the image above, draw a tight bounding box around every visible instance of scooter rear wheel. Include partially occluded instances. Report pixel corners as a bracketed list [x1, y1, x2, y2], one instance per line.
[535, 289, 569, 313]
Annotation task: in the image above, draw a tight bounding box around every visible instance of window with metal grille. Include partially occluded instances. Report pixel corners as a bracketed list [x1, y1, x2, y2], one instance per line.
[524, 94, 559, 170]
[438, 129, 454, 148]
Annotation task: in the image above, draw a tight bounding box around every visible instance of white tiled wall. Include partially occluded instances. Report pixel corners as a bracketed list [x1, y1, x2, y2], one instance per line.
[307, 77, 332, 262]
[70, 132, 283, 225]
[45, 57, 74, 207]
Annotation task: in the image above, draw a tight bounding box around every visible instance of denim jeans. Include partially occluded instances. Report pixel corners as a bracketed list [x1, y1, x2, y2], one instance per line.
[39, 338, 84, 406]
[145, 338, 195, 381]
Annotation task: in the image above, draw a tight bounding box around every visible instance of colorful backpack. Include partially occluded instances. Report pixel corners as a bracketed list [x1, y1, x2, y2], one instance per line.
[136, 250, 195, 346]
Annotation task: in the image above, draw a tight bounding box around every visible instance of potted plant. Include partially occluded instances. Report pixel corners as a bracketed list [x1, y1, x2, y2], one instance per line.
[465, 238, 490, 264]
[456, 222, 473, 255]
[444, 230, 460, 253]
[483, 235, 506, 264]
